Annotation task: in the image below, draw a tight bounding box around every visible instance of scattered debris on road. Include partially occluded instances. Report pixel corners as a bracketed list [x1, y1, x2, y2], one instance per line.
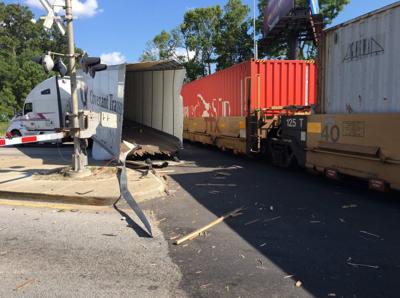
[200, 283, 212, 289]
[76, 190, 94, 195]
[360, 230, 380, 238]
[284, 275, 294, 279]
[169, 235, 180, 241]
[263, 216, 281, 223]
[346, 257, 379, 269]
[196, 183, 237, 187]
[244, 219, 260, 226]
[295, 280, 302, 287]
[14, 278, 36, 292]
[209, 190, 221, 195]
[342, 204, 358, 209]
[175, 208, 243, 245]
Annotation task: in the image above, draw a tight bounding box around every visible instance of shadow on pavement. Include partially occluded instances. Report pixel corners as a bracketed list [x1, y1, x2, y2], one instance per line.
[15, 144, 105, 166]
[113, 198, 152, 238]
[164, 141, 400, 297]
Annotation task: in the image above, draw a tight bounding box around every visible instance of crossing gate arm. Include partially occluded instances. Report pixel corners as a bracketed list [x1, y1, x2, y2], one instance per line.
[0, 132, 66, 147]
[117, 141, 153, 238]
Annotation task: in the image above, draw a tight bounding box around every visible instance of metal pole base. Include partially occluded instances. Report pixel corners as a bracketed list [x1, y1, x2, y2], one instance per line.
[71, 137, 89, 172]
[65, 167, 92, 178]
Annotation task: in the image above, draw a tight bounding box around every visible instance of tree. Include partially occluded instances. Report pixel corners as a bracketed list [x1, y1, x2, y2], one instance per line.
[0, 1, 82, 120]
[142, 2, 254, 81]
[214, 0, 253, 71]
[181, 6, 223, 78]
[140, 29, 186, 62]
[257, 0, 350, 59]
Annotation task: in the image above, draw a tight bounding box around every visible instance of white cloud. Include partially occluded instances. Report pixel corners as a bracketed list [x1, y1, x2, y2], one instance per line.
[175, 47, 195, 61]
[100, 52, 126, 65]
[25, 0, 101, 18]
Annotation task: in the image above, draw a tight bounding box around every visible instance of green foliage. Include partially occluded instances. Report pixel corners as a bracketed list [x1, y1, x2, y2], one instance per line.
[181, 6, 223, 78]
[141, 0, 255, 81]
[140, 29, 186, 62]
[214, 0, 253, 71]
[296, 0, 350, 25]
[0, 122, 8, 135]
[258, 0, 350, 59]
[0, 1, 81, 120]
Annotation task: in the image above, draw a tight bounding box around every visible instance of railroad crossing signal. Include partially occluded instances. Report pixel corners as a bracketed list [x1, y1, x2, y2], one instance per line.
[80, 54, 107, 78]
[39, 0, 66, 35]
[32, 54, 68, 77]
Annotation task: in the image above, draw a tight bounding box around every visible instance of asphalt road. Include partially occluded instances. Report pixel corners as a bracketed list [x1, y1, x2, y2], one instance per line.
[1, 143, 400, 297]
[145, 142, 400, 298]
[0, 205, 186, 298]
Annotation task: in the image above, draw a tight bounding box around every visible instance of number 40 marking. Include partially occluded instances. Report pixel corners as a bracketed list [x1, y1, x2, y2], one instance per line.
[322, 124, 340, 143]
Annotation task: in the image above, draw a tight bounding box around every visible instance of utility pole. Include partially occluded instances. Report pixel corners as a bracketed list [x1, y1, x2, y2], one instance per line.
[253, 0, 258, 60]
[288, 31, 299, 60]
[65, 0, 87, 172]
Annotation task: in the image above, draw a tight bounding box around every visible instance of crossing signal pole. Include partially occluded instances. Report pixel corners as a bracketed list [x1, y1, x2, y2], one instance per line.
[64, 0, 87, 172]
[36, 0, 108, 174]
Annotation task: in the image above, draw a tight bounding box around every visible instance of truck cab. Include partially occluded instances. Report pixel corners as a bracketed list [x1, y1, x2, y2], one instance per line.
[7, 76, 71, 137]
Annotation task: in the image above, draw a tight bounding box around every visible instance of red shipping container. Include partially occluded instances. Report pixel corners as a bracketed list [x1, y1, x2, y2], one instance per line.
[182, 60, 316, 118]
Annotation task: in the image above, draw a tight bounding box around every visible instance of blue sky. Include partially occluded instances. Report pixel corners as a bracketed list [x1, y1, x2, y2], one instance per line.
[5, 0, 399, 64]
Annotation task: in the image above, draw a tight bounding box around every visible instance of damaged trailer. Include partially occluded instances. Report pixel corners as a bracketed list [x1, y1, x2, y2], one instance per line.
[77, 60, 186, 160]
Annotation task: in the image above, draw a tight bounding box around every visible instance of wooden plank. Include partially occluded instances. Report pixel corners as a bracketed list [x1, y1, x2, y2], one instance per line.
[175, 208, 243, 245]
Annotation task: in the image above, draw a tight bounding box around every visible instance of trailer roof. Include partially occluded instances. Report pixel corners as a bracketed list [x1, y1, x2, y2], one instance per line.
[126, 60, 184, 72]
[326, 1, 400, 32]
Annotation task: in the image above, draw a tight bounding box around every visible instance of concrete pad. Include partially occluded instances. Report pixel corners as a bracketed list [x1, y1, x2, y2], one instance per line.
[0, 155, 166, 205]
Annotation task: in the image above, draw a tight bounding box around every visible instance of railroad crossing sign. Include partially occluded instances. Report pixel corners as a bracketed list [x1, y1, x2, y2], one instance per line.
[39, 0, 66, 35]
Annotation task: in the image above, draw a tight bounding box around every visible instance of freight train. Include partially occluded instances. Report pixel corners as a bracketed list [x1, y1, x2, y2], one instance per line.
[182, 2, 400, 191]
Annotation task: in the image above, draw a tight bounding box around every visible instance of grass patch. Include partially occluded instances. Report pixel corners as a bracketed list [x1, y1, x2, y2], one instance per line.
[0, 122, 9, 136]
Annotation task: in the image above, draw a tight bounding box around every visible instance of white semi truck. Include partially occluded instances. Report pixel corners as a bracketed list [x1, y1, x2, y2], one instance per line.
[7, 76, 71, 138]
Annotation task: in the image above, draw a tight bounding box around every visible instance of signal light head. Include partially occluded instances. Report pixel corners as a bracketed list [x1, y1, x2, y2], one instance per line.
[89, 64, 107, 78]
[32, 54, 65, 75]
[54, 58, 68, 77]
[42, 54, 55, 73]
[80, 53, 107, 78]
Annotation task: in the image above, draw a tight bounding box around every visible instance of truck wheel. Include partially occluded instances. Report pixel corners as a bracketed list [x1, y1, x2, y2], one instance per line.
[10, 130, 21, 138]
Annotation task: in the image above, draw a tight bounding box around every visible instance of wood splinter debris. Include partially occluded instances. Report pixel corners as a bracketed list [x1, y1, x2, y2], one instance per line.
[346, 257, 379, 269]
[284, 275, 294, 279]
[14, 279, 36, 292]
[342, 204, 358, 209]
[244, 219, 260, 226]
[360, 230, 380, 238]
[347, 261, 379, 269]
[75, 190, 94, 195]
[174, 207, 243, 245]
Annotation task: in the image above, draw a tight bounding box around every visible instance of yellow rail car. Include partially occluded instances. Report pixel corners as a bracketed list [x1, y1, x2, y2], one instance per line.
[305, 114, 400, 191]
[184, 117, 247, 154]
